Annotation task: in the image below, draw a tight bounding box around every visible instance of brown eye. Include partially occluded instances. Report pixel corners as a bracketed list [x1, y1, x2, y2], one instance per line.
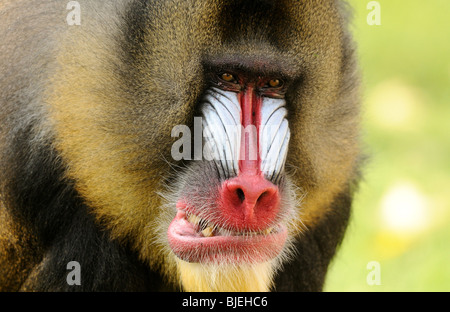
[221, 73, 235, 82]
[268, 79, 281, 88]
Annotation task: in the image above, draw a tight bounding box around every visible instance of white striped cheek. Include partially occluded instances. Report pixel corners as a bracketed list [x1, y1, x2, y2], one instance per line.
[259, 98, 290, 183]
[201, 88, 241, 179]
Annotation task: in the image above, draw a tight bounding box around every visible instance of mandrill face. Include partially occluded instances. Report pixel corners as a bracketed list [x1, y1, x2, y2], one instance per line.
[165, 72, 299, 290]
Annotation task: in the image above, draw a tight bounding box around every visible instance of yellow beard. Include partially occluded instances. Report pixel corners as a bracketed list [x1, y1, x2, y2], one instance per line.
[176, 259, 276, 292]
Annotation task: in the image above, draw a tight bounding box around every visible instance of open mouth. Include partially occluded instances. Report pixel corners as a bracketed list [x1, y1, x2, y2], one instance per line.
[167, 207, 288, 264]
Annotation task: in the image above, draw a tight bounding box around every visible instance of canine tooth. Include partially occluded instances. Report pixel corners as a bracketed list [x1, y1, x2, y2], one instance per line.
[264, 227, 273, 235]
[188, 214, 201, 225]
[201, 226, 214, 237]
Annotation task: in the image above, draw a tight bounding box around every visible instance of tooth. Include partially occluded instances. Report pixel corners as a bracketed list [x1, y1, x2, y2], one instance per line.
[188, 214, 201, 225]
[264, 227, 273, 235]
[201, 226, 214, 237]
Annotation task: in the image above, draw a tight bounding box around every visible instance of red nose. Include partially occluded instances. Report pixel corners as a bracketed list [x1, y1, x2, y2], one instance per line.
[219, 173, 280, 231]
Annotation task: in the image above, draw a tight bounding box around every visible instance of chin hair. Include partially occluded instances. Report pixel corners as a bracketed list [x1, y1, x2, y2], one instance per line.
[176, 258, 279, 292]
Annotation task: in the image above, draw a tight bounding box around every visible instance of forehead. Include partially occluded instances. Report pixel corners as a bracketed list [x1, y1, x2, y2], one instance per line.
[142, 0, 344, 79]
[148, 0, 342, 47]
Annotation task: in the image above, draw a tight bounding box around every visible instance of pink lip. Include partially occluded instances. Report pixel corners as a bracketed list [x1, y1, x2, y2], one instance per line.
[167, 209, 288, 264]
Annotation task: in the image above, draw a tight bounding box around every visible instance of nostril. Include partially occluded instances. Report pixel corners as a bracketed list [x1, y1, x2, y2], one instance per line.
[235, 188, 269, 205]
[236, 188, 245, 203]
[257, 191, 268, 203]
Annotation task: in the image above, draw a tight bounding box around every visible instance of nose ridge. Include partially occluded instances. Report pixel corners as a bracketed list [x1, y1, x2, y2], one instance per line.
[220, 174, 280, 231]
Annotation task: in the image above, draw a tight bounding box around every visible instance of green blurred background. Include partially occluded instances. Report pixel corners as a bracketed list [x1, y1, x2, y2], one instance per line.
[324, 0, 450, 291]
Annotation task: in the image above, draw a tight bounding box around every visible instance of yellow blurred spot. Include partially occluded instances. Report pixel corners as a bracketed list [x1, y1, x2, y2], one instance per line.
[374, 232, 413, 260]
[366, 78, 425, 130]
[374, 181, 432, 259]
[380, 181, 430, 234]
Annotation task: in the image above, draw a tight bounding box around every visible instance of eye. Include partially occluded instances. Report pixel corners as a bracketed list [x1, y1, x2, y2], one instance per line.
[220, 73, 236, 83]
[268, 79, 282, 88]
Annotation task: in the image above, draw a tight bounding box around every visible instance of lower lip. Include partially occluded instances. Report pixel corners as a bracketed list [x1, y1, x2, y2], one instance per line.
[167, 210, 288, 263]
